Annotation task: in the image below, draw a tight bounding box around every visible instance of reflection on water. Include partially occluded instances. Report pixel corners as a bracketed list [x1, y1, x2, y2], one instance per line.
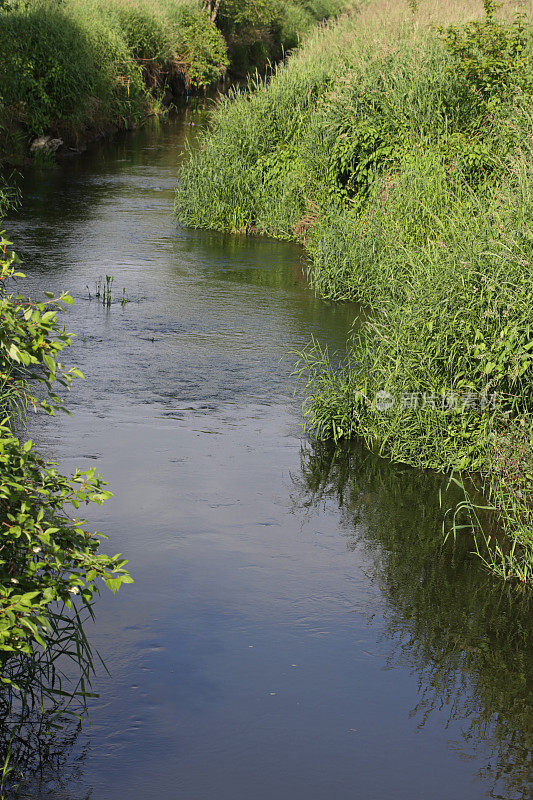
[2, 112, 531, 800]
[0, 608, 93, 798]
[293, 440, 533, 800]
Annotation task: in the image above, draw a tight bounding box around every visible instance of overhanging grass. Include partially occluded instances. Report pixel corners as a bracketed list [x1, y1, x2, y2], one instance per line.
[175, 0, 533, 582]
[0, 0, 346, 162]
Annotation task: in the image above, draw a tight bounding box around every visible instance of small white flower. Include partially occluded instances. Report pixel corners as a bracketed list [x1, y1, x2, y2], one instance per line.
[32, 547, 41, 554]
[10, 578, 19, 584]
[68, 586, 79, 595]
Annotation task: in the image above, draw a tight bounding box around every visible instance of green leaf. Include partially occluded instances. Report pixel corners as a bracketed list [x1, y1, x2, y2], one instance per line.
[105, 577, 123, 593]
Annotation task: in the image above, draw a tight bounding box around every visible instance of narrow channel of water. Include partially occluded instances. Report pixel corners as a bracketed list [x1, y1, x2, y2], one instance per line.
[4, 112, 531, 800]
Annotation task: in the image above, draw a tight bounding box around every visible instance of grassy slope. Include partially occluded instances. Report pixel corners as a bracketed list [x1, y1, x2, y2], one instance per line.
[0, 0, 344, 162]
[175, 0, 533, 582]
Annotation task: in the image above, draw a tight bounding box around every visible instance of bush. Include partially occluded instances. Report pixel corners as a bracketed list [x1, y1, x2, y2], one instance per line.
[212, 0, 345, 74]
[168, 3, 229, 87]
[112, 3, 172, 63]
[102, 0, 229, 89]
[438, 0, 532, 103]
[0, 1, 148, 155]
[0, 6, 100, 137]
[0, 231, 132, 660]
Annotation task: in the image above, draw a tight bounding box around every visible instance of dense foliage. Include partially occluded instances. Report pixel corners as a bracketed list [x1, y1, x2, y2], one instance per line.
[212, 0, 345, 74]
[0, 0, 344, 163]
[0, 231, 132, 666]
[175, 0, 533, 582]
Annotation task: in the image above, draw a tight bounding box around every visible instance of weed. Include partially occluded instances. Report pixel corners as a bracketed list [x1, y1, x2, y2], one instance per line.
[89, 275, 129, 307]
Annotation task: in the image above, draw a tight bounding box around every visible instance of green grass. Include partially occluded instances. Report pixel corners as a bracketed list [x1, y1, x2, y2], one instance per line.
[175, 0, 533, 583]
[0, 0, 345, 163]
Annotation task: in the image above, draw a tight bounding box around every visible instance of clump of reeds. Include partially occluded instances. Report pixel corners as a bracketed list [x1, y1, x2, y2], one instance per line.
[87, 275, 129, 307]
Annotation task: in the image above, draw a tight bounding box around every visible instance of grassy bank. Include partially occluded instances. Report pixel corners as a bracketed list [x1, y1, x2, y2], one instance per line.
[175, 0, 533, 583]
[0, 0, 344, 163]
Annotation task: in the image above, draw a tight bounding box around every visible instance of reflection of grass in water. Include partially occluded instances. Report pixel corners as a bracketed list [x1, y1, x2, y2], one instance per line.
[0, 605, 98, 798]
[292, 439, 532, 800]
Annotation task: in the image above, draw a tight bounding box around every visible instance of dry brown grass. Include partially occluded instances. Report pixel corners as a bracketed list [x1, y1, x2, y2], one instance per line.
[284, 0, 532, 91]
[357, 0, 530, 26]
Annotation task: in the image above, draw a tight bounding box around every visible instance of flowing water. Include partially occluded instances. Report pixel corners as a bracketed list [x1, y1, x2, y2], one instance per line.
[4, 111, 531, 800]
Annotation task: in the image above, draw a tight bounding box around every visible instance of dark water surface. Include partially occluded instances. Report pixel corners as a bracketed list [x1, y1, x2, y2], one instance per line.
[5, 113, 531, 800]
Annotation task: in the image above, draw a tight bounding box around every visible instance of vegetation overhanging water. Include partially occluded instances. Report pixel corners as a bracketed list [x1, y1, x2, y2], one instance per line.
[0, 113, 530, 800]
[175, 0, 533, 583]
[0, 0, 531, 796]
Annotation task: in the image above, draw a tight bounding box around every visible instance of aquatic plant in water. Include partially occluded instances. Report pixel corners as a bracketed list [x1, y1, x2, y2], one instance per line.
[88, 275, 129, 306]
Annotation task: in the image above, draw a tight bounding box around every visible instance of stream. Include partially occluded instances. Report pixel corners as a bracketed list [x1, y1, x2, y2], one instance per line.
[4, 110, 531, 800]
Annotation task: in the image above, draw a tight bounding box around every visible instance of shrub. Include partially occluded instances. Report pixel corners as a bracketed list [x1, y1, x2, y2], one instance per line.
[168, 3, 229, 87]
[112, 4, 172, 62]
[0, 232, 132, 661]
[438, 0, 532, 103]
[0, 6, 98, 137]
[213, 0, 345, 74]
[0, 1, 148, 154]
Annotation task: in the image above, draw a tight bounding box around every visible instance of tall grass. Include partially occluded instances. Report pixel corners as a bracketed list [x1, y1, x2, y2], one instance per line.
[0, 0, 222, 160]
[0, 0, 345, 162]
[175, 15, 357, 232]
[176, 0, 533, 582]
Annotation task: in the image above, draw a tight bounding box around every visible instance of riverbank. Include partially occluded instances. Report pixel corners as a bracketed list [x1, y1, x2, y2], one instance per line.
[1, 118, 530, 799]
[175, 0, 533, 583]
[0, 0, 344, 164]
